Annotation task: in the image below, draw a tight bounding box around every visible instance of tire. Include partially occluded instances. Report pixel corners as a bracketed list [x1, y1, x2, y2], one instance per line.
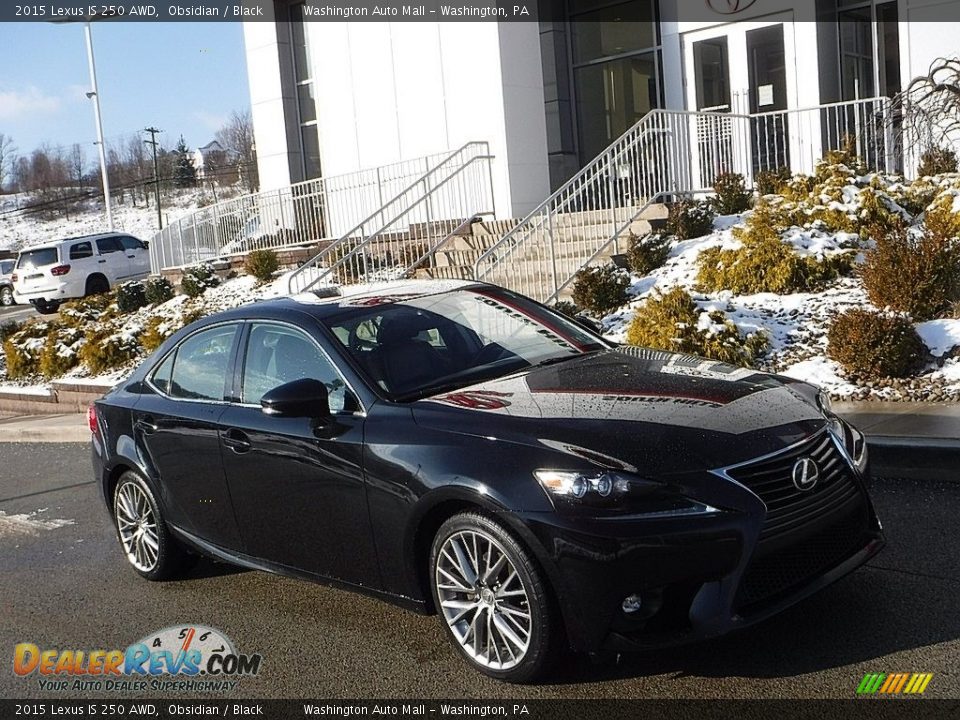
[32, 299, 60, 315]
[112, 471, 190, 581]
[430, 511, 559, 683]
[0, 286, 14, 306]
[85, 274, 110, 296]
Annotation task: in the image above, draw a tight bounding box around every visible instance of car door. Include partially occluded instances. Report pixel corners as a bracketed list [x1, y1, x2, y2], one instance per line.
[119, 236, 151, 279]
[133, 322, 244, 550]
[95, 236, 130, 284]
[218, 320, 380, 586]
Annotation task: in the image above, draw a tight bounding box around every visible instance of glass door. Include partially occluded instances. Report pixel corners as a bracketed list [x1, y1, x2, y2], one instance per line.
[746, 24, 789, 173]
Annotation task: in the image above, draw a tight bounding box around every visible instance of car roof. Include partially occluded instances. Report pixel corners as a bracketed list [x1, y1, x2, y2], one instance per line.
[204, 279, 488, 324]
[19, 231, 138, 252]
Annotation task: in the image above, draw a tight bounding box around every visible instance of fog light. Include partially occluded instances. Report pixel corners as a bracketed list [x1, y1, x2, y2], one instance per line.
[622, 594, 643, 614]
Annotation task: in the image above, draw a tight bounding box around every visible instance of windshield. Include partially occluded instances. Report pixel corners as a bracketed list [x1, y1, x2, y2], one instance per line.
[324, 288, 608, 401]
[17, 247, 59, 269]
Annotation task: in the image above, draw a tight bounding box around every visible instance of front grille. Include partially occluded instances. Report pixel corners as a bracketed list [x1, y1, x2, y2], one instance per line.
[735, 508, 867, 611]
[726, 430, 861, 542]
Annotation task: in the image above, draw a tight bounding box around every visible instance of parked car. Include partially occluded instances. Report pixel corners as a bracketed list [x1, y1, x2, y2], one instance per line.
[0, 258, 16, 306]
[12, 232, 150, 314]
[91, 280, 883, 682]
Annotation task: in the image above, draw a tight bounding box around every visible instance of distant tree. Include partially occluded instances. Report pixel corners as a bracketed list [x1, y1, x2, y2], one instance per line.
[0, 133, 17, 193]
[70, 143, 86, 189]
[215, 110, 258, 192]
[895, 57, 960, 155]
[173, 135, 198, 189]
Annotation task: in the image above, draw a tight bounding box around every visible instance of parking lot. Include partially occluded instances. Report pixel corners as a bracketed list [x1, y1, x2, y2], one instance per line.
[0, 302, 38, 324]
[1, 442, 958, 700]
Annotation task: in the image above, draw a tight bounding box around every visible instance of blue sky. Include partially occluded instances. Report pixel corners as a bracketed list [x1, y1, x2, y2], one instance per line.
[0, 21, 250, 160]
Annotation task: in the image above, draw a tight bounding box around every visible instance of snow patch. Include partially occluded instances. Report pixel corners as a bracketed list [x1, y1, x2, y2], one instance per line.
[0, 509, 75, 539]
[916, 319, 960, 358]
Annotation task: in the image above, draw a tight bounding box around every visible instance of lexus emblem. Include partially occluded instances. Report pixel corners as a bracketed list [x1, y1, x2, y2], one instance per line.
[706, 0, 758, 14]
[792, 458, 820, 491]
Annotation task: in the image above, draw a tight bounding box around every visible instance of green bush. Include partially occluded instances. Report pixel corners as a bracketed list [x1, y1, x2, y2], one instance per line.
[2, 321, 53, 378]
[859, 220, 960, 321]
[0, 319, 23, 343]
[626, 232, 671, 275]
[755, 167, 791, 196]
[625, 287, 767, 367]
[116, 281, 148, 314]
[144, 276, 175, 304]
[552, 300, 580, 319]
[827, 309, 926, 379]
[180, 264, 220, 298]
[59, 293, 114, 329]
[917, 147, 958, 177]
[244, 249, 280, 283]
[711, 172, 752, 214]
[666, 200, 715, 240]
[697, 202, 853, 294]
[571, 264, 630, 315]
[78, 328, 140, 375]
[39, 325, 83, 378]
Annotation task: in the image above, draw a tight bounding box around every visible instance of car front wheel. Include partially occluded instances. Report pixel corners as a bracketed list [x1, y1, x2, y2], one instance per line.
[430, 512, 559, 683]
[112, 471, 190, 581]
[0, 286, 14, 306]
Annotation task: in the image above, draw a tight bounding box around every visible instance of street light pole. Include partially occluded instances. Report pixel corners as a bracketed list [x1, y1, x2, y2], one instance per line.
[144, 127, 163, 230]
[83, 20, 113, 230]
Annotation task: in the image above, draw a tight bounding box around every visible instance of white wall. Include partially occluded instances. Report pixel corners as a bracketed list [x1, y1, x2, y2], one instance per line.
[303, 21, 550, 219]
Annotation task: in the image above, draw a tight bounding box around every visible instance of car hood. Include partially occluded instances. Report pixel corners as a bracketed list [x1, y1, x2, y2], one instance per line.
[411, 346, 827, 477]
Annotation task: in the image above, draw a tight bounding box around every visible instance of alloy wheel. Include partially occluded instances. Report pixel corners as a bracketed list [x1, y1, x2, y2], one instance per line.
[114, 481, 160, 572]
[0, 287, 12, 306]
[435, 529, 533, 670]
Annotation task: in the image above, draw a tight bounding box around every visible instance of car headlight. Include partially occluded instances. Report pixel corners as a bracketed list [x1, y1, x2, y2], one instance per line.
[817, 388, 833, 416]
[533, 469, 719, 517]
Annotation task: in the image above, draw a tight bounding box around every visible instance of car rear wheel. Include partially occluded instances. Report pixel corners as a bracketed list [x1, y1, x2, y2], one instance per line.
[85, 274, 109, 296]
[430, 512, 558, 683]
[112, 471, 189, 581]
[0, 286, 14, 306]
[32, 299, 60, 315]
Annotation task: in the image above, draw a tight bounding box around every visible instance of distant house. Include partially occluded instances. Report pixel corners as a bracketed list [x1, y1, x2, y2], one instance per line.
[193, 141, 240, 182]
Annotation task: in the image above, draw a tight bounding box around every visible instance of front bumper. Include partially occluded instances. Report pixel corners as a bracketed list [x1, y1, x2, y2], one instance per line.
[515, 453, 883, 652]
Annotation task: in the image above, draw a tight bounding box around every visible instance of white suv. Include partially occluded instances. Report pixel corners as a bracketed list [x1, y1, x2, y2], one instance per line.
[13, 233, 151, 314]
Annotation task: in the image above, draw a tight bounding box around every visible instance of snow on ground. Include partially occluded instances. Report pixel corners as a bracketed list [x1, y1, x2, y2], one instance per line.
[916, 319, 960, 358]
[0, 509, 74, 539]
[0, 189, 207, 251]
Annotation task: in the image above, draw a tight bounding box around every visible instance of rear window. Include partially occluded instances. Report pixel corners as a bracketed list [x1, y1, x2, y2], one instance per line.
[0, 260, 13, 275]
[17, 248, 59, 269]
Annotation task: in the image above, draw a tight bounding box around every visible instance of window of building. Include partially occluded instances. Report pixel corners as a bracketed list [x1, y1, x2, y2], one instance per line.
[821, 0, 900, 102]
[567, 0, 662, 167]
[289, 2, 322, 180]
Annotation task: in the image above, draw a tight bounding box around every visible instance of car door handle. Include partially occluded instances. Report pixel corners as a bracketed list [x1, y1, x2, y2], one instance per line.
[222, 429, 252, 453]
[127, 254, 135, 259]
[135, 416, 158, 434]
[98, 259, 106, 264]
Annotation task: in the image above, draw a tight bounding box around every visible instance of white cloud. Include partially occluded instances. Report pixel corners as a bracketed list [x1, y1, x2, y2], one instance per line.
[0, 86, 62, 120]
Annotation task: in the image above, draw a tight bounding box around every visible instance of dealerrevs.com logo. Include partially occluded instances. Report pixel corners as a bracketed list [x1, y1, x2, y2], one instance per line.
[14, 625, 263, 693]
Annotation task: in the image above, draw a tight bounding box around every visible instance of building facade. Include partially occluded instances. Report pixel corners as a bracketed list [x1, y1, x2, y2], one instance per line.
[243, 0, 960, 220]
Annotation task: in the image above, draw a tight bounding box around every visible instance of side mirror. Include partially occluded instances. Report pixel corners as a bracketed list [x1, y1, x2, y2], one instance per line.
[261, 378, 330, 419]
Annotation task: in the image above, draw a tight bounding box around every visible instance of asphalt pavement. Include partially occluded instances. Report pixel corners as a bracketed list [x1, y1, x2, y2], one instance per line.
[0, 442, 958, 700]
[0, 302, 38, 324]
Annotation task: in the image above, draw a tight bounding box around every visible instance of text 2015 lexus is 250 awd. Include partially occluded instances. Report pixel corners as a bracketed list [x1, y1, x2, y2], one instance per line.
[91, 280, 883, 682]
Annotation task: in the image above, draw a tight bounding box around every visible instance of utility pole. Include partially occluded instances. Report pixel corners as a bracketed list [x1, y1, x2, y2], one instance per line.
[83, 20, 113, 230]
[143, 127, 162, 230]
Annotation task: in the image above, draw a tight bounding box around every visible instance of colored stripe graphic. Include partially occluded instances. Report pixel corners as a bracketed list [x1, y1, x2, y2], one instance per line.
[857, 673, 932, 695]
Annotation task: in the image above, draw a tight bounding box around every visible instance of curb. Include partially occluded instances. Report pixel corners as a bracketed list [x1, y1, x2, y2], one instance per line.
[866, 437, 960, 483]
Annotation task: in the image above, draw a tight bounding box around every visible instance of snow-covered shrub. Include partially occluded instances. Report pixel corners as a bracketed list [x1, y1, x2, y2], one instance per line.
[666, 200, 715, 240]
[860, 220, 960, 321]
[144, 277, 175, 305]
[116, 281, 148, 314]
[39, 324, 83, 378]
[180, 264, 220, 298]
[711, 172, 752, 214]
[755, 167, 790, 196]
[0, 319, 23, 343]
[625, 287, 767, 367]
[571, 264, 629, 315]
[244, 249, 280, 283]
[78, 327, 140, 375]
[697, 202, 853, 295]
[828, 309, 926, 379]
[59, 293, 114, 329]
[918, 147, 958, 177]
[626, 232, 671, 275]
[2, 321, 53, 378]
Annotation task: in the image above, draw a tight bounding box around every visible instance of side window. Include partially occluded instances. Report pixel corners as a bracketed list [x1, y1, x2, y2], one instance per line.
[96, 237, 123, 254]
[168, 325, 239, 401]
[241, 323, 348, 412]
[119, 236, 144, 251]
[151, 352, 175, 394]
[69, 242, 93, 260]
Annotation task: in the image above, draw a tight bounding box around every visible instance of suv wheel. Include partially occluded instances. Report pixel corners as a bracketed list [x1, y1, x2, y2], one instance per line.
[430, 512, 559, 683]
[113, 471, 191, 581]
[85, 275, 110, 296]
[0, 286, 14, 306]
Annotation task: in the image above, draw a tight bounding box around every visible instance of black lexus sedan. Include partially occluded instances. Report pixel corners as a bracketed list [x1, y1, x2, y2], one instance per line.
[92, 280, 883, 682]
